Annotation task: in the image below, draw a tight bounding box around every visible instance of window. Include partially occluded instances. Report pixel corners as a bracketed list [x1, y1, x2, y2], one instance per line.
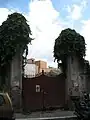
[36, 85, 40, 92]
[0, 95, 5, 105]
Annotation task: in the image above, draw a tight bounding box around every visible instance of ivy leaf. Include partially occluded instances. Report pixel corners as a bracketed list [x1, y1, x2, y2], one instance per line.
[0, 12, 33, 84]
[53, 28, 86, 73]
[54, 28, 86, 62]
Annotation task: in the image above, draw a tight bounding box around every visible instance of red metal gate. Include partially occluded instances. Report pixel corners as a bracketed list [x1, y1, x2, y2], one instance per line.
[22, 73, 66, 111]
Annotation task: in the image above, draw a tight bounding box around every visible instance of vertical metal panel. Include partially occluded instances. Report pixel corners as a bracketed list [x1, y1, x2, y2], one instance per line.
[22, 74, 65, 111]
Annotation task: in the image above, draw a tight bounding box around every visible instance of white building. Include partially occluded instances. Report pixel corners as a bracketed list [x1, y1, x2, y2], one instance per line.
[24, 58, 38, 78]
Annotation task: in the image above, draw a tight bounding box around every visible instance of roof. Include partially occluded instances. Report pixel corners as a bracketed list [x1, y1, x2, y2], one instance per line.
[35, 72, 63, 77]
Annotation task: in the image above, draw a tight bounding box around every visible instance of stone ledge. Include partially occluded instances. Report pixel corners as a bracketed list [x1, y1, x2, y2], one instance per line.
[30, 116, 77, 120]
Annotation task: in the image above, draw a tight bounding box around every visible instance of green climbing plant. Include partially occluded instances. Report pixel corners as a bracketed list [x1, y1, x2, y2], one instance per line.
[0, 12, 33, 84]
[53, 28, 86, 73]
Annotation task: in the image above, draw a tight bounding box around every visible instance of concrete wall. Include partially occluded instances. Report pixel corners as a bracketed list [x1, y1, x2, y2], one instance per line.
[87, 77, 90, 93]
[66, 56, 87, 105]
[10, 50, 22, 110]
[11, 51, 22, 88]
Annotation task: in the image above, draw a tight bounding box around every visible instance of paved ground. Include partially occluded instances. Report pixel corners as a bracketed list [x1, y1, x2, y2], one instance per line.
[15, 110, 76, 120]
[16, 116, 77, 120]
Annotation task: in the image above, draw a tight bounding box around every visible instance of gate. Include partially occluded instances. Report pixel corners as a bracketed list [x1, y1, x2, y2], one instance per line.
[22, 73, 66, 111]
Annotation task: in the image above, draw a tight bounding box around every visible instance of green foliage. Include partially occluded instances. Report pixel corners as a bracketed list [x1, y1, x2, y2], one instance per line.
[54, 28, 86, 62]
[0, 12, 33, 85]
[0, 12, 32, 67]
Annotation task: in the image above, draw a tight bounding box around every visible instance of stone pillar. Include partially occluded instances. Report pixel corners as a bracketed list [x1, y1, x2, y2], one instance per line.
[65, 56, 80, 109]
[10, 50, 22, 111]
[66, 55, 88, 110]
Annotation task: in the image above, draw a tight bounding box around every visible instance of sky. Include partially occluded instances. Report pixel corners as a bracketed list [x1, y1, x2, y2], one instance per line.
[0, 0, 90, 67]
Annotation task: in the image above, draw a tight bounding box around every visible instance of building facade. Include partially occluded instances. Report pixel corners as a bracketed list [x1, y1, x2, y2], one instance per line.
[24, 58, 38, 78]
[35, 60, 47, 73]
[25, 59, 61, 78]
[24, 64, 38, 78]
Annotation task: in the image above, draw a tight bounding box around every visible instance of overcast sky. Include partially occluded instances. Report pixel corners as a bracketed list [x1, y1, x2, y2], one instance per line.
[0, 0, 90, 67]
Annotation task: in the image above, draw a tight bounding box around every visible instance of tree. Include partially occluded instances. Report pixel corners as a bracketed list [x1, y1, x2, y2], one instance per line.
[53, 28, 86, 73]
[0, 12, 33, 84]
